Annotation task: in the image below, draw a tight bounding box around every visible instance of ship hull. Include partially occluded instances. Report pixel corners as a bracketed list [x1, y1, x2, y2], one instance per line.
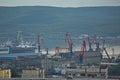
[12, 47, 35, 53]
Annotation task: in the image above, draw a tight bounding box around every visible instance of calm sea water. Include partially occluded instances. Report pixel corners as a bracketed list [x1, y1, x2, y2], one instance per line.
[0, 6, 120, 55]
[0, 78, 118, 80]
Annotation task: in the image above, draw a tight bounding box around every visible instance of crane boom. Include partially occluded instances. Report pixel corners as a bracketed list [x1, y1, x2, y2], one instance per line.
[103, 48, 111, 60]
[102, 40, 111, 60]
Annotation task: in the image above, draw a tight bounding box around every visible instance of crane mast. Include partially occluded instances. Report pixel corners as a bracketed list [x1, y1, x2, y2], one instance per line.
[79, 40, 86, 64]
[65, 32, 72, 54]
[87, 36, 93, 51]
[66, 32, 72, 57]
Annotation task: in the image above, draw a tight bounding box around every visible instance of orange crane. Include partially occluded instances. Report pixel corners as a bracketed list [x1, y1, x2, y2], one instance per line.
[55, 47, 69, 55]
[55, 32, 72, 55]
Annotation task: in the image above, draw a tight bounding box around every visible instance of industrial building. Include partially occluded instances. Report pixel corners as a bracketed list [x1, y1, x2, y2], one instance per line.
[79, 51, 102, 65]
[74, 51, 102, 65]
[58, 50, 102, 65]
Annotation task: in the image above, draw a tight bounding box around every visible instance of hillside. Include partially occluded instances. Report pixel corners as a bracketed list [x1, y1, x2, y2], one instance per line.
[0, 6, 120, 37]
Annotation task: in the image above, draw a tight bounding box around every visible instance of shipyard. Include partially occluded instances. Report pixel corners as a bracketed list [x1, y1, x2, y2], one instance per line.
[0, 31, 120, 80]
[0, 1, 120, 79]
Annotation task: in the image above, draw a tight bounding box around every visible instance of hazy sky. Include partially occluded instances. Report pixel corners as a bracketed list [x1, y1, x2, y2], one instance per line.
[0, 0, 120, 7]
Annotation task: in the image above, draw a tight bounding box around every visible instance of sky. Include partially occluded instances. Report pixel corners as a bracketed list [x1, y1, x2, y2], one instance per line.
[0, 0, 120, 7]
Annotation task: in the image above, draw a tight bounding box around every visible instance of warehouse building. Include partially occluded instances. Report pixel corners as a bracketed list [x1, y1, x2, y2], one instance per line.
[66, 65, 108, 78]
[73, 51, 102, 65]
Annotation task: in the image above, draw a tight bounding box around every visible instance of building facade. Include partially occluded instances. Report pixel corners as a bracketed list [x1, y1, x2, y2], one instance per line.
[22, 68, 45, 78]
[66, 65, 108, 78]
[0, 69, 11, 78]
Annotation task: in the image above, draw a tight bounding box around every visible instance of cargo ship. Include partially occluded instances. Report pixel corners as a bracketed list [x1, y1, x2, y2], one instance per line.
[12, 41, 36, 53]
[12, 47, 35, 53]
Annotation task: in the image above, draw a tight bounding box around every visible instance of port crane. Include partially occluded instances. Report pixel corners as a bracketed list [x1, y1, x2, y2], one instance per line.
[79, 40, 86, 64]
[102, 40, 111, 61]
[55, 32, 72, 55]
[65, 32, 72, 53]
[87, 35, 93, 51]
[65, 32, 73, 57]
